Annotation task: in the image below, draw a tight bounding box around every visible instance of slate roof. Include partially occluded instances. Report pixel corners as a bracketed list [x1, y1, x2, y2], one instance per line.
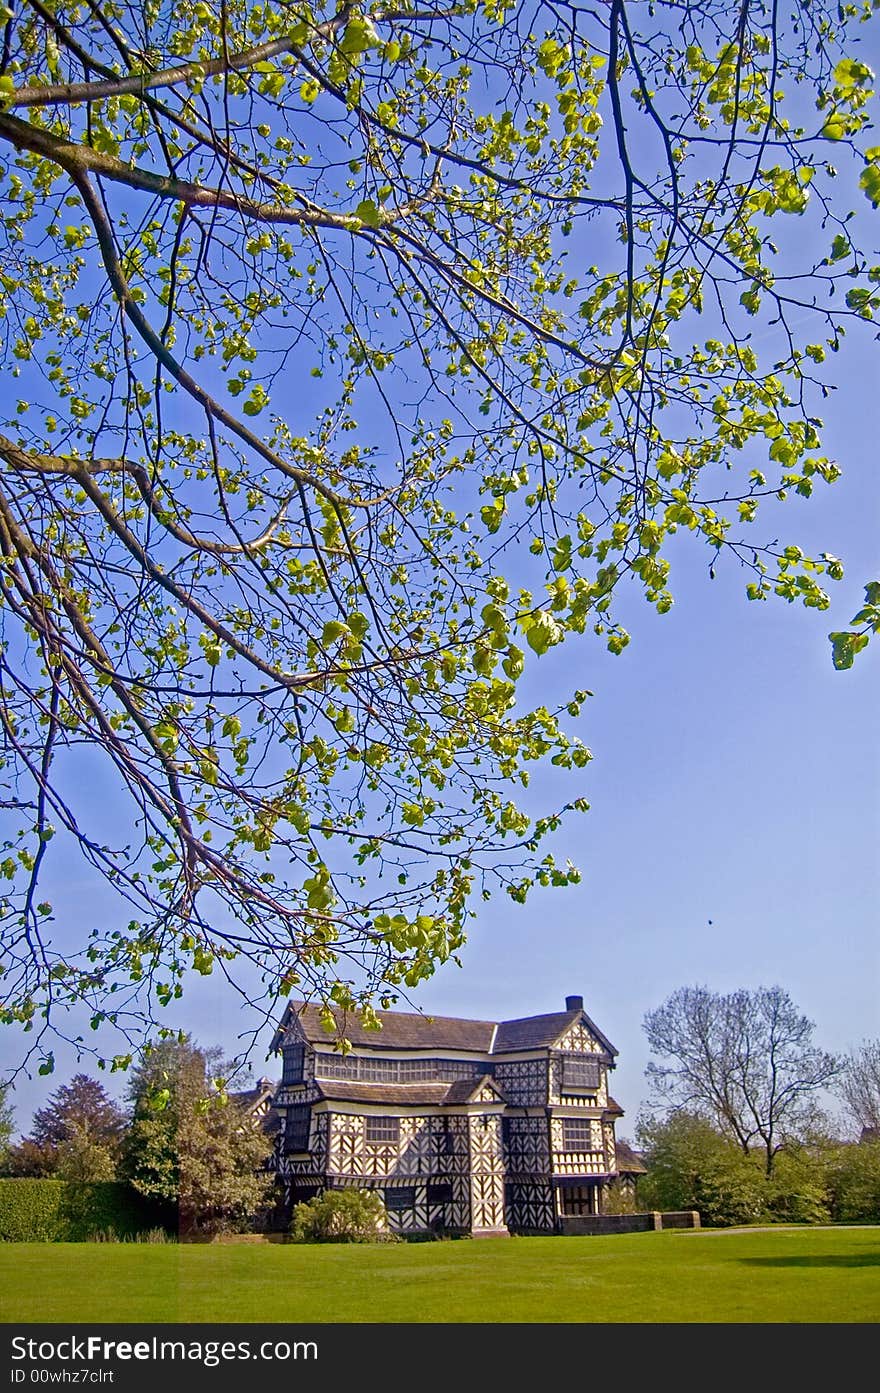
[274, 997, 617, 1059]
[276, 1001, 496, 1053]
[615, 1141, 647, 1174]
[604, 1095, 624, 1117]
[493, 1009, 617, 1057]
[312, 1077, 505, 1108]
[230, 1082, 275, 1111]
[493, 1010, 582, 1052]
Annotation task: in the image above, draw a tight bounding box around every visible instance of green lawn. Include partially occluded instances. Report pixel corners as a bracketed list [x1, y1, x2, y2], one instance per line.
[1, 1228, 877, 1323]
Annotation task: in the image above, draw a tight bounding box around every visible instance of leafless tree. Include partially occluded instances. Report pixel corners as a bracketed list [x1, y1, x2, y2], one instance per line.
[643, 984, 840, 1173]
[839, 1039, 880, 1140]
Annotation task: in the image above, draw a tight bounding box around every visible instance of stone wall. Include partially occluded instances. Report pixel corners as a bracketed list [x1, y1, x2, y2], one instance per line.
[559, 1210, 700, 1236]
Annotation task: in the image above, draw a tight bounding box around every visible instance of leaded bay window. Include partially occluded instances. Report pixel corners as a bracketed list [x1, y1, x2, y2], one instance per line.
[561, 1055, 601, 1093]
[560, 1117, 597, 1152]
[282, 1043, 306, 1084]
[283, 1104, 311, 1153]
[313, 1053, 484, 1083]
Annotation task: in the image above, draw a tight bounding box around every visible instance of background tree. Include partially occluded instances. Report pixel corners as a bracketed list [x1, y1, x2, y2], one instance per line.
[839, 1039, 880, 1139]
[0, 1087, 14, 1170]
[643, 985, 839, 1174]
[123, 1038, 274, 1234]
[636, 1111, 832, 1225]
[30, 1074, 125, 1157]
[52, 1124, 118, 1182]
[0, 1, 878, 1068]
[1, 1073, 124, 1176]
[1, 1137, 56, 1177]
[825, 1133, 880, 1221]
[636, 1112, 767, 1227]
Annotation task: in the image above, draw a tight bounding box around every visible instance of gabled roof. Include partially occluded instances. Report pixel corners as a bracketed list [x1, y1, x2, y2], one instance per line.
[444, 1075, 507, 1105]
[615, 1141, 647, 1175]
[604, 1095, 624, 1117]
[493, 1009, 617, 1057]
[230, 1080, 275, 1111]
[272, 997, 617, 1060]
[493, 1009, 582, 1052]
[274, 1001, 496, 1053]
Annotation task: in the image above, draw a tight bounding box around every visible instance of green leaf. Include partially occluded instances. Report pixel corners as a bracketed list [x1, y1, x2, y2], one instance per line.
[480, 500, 505, 533]
[340, 17, 380, 56]
[859, 164, 880, 209]
[833, 58, 874, 91]
[242, 384, 269, 416]
[829, 630, 869, 670]
[354, 199, 381, 228]
[524, 611, 563, 656]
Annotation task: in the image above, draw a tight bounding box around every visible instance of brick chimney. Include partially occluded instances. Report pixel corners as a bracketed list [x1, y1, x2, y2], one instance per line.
[565, 994, 584, 1011]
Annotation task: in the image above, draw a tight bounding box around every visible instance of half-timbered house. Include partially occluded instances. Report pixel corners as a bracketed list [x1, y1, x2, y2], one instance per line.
[269, 994, 630, 1236]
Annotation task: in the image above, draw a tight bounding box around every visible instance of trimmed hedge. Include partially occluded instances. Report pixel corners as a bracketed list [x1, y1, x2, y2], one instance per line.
[0, 1180, 159, 1241]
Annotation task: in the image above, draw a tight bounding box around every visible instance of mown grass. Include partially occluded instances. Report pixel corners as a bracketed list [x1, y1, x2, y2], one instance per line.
[1, 1227, 878, 1323]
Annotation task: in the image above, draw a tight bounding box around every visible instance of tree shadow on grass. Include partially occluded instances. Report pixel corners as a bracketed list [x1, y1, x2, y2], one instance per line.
[740, 1254, 880, 1269]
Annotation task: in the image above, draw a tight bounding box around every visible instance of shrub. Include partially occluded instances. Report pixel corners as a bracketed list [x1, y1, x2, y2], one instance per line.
[290, 1188, 392, 1243]
[0, 1179, 161, 1241]
[637, 1114, 766, 1227]
[0, 1179, 68, 1241]
[761, 1147, 830, 1225]
[826, 1139, 880, 1222]
[600, 1179, 640, 1216]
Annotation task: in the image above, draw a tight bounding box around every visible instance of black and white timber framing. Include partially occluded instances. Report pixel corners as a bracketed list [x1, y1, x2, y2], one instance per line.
[266, 994, 637, 1236]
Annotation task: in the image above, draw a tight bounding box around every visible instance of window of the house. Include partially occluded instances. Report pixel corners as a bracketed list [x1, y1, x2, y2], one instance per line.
[282, 1044, 306, 1085]
[398, 1059, 437, 1081]
[384, 1186, 415, 1211]
[360, 1057, 392, 1081]
[561, 1118, 596, 1151]
[314, 1052, 358, 1080]
[365, 1115, 400, 1145]
[561, 1056, 601, 1093]
[561, 1185, 594, 1216]
[284, 1104, 311, 1153]
[433, 1120, 455, 1156]
[427, 1183, 453, 1206]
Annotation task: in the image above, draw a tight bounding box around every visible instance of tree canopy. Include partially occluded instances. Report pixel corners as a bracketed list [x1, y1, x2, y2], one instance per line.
[122, 1037, 274, 1232]
[30, 1071, 125, 1149]
[0, 0, 878, 1071]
